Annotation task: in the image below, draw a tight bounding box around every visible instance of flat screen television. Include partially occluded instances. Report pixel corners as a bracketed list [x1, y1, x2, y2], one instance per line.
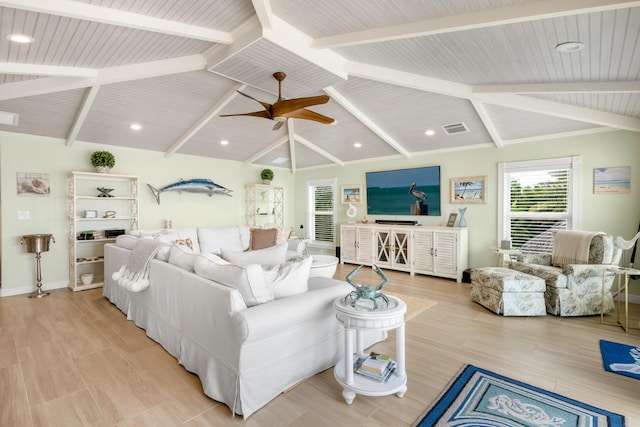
[366, 166, 441, 216]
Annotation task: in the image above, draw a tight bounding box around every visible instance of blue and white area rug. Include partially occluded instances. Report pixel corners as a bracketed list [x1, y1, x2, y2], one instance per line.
[600, 339, 640, 381]
[413, 365, 625, 427]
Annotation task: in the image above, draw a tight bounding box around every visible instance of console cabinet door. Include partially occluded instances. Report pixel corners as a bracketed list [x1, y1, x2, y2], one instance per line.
[374, 228, 392, 268]
[356, 227, 374, 264]
[433, 231, 457, 276]
[391, 229, 412, 271]
[341, 225, 357, 264]
[412, 229, 434, 274]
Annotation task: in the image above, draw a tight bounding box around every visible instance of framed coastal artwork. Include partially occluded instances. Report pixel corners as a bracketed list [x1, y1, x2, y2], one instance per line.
[17, 172, 50, 196]
[450, 176, 486, 204]
[593, 167, 630, 194]
[341, 185, 363, 204]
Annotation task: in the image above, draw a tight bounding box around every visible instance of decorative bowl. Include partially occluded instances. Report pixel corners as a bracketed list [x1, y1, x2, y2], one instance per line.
[80, 273, 94, 285]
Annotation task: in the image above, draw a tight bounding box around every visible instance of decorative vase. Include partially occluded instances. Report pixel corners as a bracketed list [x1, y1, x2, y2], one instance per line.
[96, 166, 110, 173]
[262, 179, 271, 185]
[458, 207, 467, 227]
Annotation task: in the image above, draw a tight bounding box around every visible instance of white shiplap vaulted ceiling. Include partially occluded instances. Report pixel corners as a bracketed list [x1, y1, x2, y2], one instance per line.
[0, 0, 638, 171]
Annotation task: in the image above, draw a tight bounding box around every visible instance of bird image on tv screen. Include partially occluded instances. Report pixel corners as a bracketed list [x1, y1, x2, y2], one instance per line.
[365, 166, 441, 216]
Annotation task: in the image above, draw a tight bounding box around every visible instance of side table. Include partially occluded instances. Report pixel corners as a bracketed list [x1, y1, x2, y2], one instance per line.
[601, 266, 640, 333]
[488, 246, 521, 268]
[333, 295, 407, 405]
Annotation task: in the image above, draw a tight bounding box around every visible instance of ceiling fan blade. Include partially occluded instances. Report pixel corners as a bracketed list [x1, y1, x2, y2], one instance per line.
[219, 110, 271, 119]
[236, 90, 272, 114]
[282, 108, 335, 124]
[272, 95, 330, 116]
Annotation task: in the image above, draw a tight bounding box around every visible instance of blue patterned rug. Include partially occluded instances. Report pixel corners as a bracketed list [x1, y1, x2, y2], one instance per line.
[600, 340, 640, 381]
[413, 365, 625, 427]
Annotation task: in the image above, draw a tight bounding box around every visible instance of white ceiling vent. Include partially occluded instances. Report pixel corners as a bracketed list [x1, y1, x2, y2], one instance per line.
[0, 111, 19, 126]
[442, 122, 468, 135]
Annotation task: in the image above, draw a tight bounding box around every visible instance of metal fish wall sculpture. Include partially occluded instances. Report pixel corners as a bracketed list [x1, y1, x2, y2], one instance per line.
[147, 178, 233, 205]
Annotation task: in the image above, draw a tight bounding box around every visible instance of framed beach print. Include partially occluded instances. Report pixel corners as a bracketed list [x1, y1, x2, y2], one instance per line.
[450, 176, 487, 204]
[341, 185, 363, 204]
[593, 166, 630, 194]
[17, 172, 50, 196]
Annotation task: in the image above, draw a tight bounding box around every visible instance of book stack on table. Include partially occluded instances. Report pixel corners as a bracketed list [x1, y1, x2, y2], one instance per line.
[353, 352, 396, 383]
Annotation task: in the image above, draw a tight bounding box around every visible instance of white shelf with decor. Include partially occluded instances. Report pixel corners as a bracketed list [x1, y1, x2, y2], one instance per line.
[69, 171, 139, 291]
[246, 184, 284, 228]
[340, 223, 468, 282]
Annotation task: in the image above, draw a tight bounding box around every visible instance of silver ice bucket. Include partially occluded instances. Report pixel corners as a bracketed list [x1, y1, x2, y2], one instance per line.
[21, 234, 55, 253]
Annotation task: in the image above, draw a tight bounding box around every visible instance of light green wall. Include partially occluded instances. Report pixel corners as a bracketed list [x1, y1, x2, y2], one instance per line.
[292, 130, 640, 293]
[0, 132, 294, 293]
[1, 130, 638, 295]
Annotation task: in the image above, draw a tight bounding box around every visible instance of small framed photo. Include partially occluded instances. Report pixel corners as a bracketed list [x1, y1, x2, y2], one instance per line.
[341, 185, 363, 204]
[450, 176, 487, 204]
[84, 210, 98, 219]
[446, 213, 458, 227]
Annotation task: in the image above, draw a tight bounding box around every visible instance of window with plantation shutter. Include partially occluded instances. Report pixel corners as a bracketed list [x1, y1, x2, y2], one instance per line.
[306, 178, 337, 246]
[498, 156, 580, 253]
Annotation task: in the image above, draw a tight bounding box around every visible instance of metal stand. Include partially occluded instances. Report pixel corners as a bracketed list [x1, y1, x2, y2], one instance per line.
[21, 234, 54, 298]
[29, 251, 49, 298]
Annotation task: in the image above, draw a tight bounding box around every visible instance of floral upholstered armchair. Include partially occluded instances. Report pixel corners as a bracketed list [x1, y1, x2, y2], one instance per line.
[509, 231, 622, 316]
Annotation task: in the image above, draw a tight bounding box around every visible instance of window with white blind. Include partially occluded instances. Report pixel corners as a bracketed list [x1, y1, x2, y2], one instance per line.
[498, 156, 580, 253]
[306, 178, 337, 246]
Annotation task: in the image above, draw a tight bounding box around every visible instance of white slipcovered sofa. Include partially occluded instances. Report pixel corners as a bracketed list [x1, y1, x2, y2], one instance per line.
[103, 226, 385, 418]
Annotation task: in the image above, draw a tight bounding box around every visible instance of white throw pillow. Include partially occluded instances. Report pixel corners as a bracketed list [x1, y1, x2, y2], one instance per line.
[168, 244, 199, 272]
[198, 227, 246, 254]
[263, 256, 312, 299]
[193, 256, 272, 307]
[220, 243, 287, 266]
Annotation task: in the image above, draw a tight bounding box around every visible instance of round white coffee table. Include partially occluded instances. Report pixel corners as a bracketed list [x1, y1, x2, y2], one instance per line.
[333, 295, 407, 404]
[309, 255, 339, 278]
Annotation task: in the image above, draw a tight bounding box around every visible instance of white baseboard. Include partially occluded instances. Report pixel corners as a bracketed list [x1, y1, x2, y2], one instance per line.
[0, 280, 68, 297]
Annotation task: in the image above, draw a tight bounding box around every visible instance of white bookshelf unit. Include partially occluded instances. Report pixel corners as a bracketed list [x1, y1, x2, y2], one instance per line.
[246, 184, 284, 228]
[69, 171, 139, 291]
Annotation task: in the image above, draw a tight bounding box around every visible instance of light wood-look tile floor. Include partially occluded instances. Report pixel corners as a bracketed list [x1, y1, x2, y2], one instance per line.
[1, 265, 639, 426]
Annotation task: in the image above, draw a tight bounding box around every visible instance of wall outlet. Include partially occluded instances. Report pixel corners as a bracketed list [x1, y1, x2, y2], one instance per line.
[18, 211, 30, 220]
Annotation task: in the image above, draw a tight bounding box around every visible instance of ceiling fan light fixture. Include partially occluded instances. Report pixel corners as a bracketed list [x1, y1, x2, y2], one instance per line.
[555, 41, 584, 53]
[6, 33, 34, 43]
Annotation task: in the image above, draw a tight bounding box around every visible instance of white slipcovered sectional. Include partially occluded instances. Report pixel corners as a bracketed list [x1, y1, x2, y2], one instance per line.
[103, 226, 385, 418]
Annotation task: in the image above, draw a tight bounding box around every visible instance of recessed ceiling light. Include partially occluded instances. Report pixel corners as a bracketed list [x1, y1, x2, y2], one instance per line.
[220, 140, 229, 145]
[555, 41, 584, 53]
[6, 33, 34, 43]
[353, 142, 362, 148]
[129, 123, 142, 130]
[424, 129, 435, 136]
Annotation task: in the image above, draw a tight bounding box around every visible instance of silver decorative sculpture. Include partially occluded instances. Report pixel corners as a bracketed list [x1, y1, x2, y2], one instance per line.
[346, 264, 389, 309]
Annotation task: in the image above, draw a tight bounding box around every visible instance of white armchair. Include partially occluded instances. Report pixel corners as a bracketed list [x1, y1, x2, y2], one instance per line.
[509, 231, 622, 316]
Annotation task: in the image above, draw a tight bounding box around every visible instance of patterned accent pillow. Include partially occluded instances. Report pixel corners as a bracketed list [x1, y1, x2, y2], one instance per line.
[175, 237, 193, 250]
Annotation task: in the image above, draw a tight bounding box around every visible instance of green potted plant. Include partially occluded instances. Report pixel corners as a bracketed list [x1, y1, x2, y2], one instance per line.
[90, 151, 116, 173]
[260, 168, 274, 184]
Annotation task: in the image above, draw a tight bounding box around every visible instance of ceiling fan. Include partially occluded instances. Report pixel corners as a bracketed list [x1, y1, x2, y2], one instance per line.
[220, 72, 335, 130]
